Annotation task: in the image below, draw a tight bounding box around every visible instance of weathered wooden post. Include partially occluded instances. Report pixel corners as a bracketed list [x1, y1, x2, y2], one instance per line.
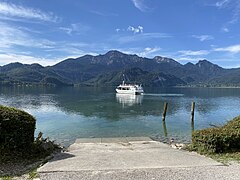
[191, 102, 195, 123]
[191, 120, 195, 132]
[162, 121, 168, 137]
[162, 102, 168, 121]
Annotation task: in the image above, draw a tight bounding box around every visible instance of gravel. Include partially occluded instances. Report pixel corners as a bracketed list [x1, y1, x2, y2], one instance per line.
[38, 163, 240, 180]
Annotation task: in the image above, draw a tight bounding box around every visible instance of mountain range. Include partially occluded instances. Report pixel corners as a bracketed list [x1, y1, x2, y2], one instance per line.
[0, 50, 240, 87]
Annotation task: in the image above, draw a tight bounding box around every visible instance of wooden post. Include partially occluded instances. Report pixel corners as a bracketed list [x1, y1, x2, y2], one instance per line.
[162, 102, 168, 121]
[191, 102, 195, 123]
[191, 120, 195, 132]
[162, 121, 168, 137]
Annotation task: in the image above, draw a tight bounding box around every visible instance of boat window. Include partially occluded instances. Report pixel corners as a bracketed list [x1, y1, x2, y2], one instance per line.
[117, 86, 132, 90]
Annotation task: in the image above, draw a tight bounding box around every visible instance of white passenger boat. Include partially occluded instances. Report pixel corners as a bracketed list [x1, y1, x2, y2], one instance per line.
[116, 81, 144, 95]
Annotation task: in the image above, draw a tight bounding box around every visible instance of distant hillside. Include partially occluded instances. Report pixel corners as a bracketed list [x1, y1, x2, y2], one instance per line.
[85, 67, 186, 87]
[0, 50, 240, 87]
[0, 62, 71, 86]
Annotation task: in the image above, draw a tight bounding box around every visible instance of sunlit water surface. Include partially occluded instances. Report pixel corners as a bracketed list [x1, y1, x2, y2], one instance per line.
[0, 86, 239, 147]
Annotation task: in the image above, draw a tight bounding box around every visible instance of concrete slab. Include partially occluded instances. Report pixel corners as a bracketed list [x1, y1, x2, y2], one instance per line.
[38, 138, 222, 173]
[75, 138, 101, 144]
[39, 164, 240, 180]
[74, 137, 152, 144]
[126, 136, 152, 142]
[101, 137, 128, 143]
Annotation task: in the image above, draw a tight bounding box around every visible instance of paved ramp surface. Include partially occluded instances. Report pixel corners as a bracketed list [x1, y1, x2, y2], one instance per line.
[37, 137, 240, 180]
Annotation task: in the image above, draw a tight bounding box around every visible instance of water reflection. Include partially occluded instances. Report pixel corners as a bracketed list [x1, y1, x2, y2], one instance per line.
[162, 121, 168, 137]
[116, 94, 143, 107]
[0, 86, 240, 146]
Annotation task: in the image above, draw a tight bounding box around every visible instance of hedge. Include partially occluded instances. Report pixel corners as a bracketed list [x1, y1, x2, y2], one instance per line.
[192, 116, 240, 154]
[0, 105, 36, 151]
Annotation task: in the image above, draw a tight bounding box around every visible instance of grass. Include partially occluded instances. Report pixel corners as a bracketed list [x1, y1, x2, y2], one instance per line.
[28, 169, 39, 180]
[0, 137, 61, 177]
[2, 176, 12, 180]
[208, 152, 240, 164]
[0, 169, 39, 180]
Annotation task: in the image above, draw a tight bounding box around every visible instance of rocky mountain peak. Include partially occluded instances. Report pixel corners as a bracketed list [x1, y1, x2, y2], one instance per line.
[196, 59, 213, 67]
[195, 59, 223, 75]
[154, 56, 181, 66]
[104, 50, 126, 58]
[196, 59, 222, 69]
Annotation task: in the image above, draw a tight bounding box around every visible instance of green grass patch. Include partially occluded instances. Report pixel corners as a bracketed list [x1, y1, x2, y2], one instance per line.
[209, 152, 240, 164]
[28, 169, 38, 180]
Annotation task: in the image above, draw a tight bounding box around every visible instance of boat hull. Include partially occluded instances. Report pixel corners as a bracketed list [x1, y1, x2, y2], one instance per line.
[116, 89, 143, 95]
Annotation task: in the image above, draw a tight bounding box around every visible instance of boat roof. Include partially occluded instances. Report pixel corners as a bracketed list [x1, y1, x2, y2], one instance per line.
[118, 84, 136, 87]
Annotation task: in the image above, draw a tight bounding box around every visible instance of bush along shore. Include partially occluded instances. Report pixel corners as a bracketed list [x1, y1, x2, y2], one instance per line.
[190, 116, 240, 162]
[0, 105, 62, 177]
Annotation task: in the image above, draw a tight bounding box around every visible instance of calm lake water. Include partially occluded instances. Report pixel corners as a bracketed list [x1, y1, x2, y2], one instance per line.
[0, 86, 239, 146]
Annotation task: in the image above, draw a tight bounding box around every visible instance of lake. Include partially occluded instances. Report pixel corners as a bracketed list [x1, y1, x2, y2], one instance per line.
[0, 86, 239, 147]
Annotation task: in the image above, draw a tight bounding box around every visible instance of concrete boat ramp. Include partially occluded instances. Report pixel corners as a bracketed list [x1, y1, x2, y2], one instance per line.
[38, 137, 240, 180]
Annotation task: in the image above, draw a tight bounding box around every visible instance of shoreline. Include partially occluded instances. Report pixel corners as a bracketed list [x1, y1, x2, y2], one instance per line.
[174, 86, 240, 89]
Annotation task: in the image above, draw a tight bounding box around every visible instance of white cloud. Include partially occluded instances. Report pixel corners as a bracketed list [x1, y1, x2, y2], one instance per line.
[138, 47, 161, 57]
[138, 26, 144, 32]
[0, 53, 61, 66]
[230, 1, 240, 24]
[0, 2, 58, 22]
[131, 0, 151, 12]
[215, 0, 230, 8]
[214, 44, 240, 53]
[213, 0, 240, 32]
[115, 25, 143, 34]
[0, 51, 102, 66]
[177, 57, 200, 62]
[0, 22, 56, 49]
[127, 25, 144, 33]
[0, 22, 101, 65]
[222, 27, 230, 32]
[179, 50, 209, 56]
[0, 23, 27, 48]
[192, 35, 214, 41]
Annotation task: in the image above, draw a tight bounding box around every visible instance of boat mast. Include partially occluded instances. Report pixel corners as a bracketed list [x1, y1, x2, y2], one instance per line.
[122, 74, 125, 85]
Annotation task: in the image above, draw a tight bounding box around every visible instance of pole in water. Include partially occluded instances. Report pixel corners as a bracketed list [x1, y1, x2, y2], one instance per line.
[191, 120, 195, 132]
[162, 102, 168, 121]
[191, 102, 195, 123]
[162, 121, 168, 137]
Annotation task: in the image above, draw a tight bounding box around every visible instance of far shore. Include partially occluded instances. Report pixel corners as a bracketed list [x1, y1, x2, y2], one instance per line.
[174, 85, 240, 89]
[1, 83, 240, 89]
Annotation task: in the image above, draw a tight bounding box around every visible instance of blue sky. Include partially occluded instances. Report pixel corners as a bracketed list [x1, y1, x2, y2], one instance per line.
[0, 0, 240, 68]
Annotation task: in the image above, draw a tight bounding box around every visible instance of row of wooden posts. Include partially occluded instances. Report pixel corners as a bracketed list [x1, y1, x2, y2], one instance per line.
[161, 102, 196, 136]
[162, 101, 195, 122]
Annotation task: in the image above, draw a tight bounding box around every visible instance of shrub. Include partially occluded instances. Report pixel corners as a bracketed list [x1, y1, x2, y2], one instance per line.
[223, 116, 240, 130]
[192, 116, 240, 154]
[0, 105, 36, 151]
